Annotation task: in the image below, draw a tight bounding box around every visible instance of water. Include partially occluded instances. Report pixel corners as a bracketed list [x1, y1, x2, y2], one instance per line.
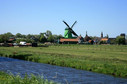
[0, 57, 127, 84]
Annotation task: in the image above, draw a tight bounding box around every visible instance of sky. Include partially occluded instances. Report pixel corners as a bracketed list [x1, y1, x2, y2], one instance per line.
[0, 0, 127, 37]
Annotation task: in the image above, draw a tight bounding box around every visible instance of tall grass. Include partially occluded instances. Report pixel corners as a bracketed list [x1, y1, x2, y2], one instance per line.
[0, 71, 56, 84]
[0, 45, 127, 77]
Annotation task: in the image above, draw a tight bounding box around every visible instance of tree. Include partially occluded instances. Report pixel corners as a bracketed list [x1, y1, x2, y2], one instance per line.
[26, 39, 34, 43]
[33, 35, 40, 42]
[106, 34, 109, 38]
[125, 35, 127, 44]
[99, 40, 107, 44]
[6, 32, 14, 37]
[16, 33, 22, 38]
[40, 34, 47, 43]
[0, 33, 12, 43]
[110, 39, 116, 44]
[22, 34, 26, 38]
[47, 35, 54, 42]
[16, 38, 26, 43]
[0, 35, 5, 43]
[45, 30, 52, 38]
[115, 36, 125, 45]
[52, 34, 63, 43]
[27, 34, 32, 39]
[57, 34, 63, 39]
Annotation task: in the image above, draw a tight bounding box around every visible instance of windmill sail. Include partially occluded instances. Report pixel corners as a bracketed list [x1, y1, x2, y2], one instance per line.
[71, 21, 77, 29]
[71, 30, 78, 37]
[63, 21, 70, 28]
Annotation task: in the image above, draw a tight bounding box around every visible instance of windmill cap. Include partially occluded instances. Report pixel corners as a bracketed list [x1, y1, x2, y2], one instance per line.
[65, 28, 69, 30]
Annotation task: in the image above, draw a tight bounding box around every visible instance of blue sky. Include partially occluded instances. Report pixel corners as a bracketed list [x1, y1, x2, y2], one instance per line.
[0, 0, 127, 37]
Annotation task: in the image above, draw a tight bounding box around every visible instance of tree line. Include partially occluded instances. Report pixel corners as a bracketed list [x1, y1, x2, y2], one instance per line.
[0, 30, 63, 43]
[0, 31, 126, 45]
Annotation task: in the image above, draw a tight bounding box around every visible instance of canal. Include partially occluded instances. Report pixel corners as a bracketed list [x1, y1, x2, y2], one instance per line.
[0, 57, 127, 84]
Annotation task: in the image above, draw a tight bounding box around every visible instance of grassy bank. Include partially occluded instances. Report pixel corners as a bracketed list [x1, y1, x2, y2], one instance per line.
[0, 71, 56, 84]
[0, 45, 127, 77]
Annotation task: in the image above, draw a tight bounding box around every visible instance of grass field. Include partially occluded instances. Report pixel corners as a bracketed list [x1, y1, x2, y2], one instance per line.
[0, 44, 127, 78]
[0, 71, 56, 84]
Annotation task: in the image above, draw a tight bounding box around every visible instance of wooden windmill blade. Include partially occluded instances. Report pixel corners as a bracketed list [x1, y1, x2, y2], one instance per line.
[71, 21, 77, 29]
[70, 21, 78, 37]
[63, 20, 70, 28]
[71, 29, 78, 37]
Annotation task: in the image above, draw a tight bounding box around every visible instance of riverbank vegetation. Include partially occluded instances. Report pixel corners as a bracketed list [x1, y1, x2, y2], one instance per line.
[0, 71, 56, 84]
[0, 45, 127, 78]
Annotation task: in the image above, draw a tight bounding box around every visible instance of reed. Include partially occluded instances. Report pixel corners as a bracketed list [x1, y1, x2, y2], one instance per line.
[0, 71, 56, 84]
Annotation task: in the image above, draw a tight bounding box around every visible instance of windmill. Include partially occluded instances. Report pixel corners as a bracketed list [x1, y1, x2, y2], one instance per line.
[63, 21, 78, 38]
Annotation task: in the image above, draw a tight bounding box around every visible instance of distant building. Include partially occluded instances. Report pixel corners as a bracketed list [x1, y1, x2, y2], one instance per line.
[8, 37, 15, 43]
[59, 35, 84, 44]
[77, 35, 84, 43]
[84, 31, 91, 42]
[100, 32, 110, 44]
[100, 38, 110, 44]
[60, 38, 79, 44]
[93, 37, 101, 44]
[20, 41, 26, 45]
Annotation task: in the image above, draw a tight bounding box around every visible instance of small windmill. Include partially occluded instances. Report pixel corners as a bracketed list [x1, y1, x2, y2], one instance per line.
[63, 21, 78, 38]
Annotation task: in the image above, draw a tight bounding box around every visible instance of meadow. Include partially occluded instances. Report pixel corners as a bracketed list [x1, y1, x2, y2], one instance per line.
[0, 44, 127, 78]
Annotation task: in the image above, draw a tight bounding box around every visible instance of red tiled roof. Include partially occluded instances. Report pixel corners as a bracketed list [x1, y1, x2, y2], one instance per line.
[101, 38, 108, 41]
[9, 38, 15, 41]
[60, 38, 78, 42]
